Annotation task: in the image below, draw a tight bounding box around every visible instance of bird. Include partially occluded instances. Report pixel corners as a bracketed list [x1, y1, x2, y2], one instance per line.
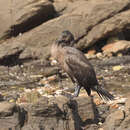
[51, 30, 114, 101]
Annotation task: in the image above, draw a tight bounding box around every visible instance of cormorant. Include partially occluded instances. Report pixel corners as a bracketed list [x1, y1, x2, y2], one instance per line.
[51, 30, 114, 101]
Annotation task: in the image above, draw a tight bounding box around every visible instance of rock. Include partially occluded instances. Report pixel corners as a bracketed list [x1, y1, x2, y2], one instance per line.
[0, 0, 12, 40]
[116, 96, 130, 129]
[112, 65, 124, 71]
[117, 53, 123, 57]
[118, 114, 130, 130]
[87, 49, 96, 55]
[18, 91, 41, 104]
[102, 95, 130, 130]
[19, 96, 97, 130]
[80, 10, 130, 49]
[97, 55, 130, 66]
[0, 41, 24, 59]
[103, 110, 125, 130]
[0, 0, 129, 71]
[0, 101, 25, 129]
[75, 0, 130, 49]
[96, 52, 104, 59]
[85, 53, 97, 59]
[0, 0, 56, 39]
[0, 41, 25, 66]
[102, 40, 130, 55]
[73, 96, 96, 121]
[106, 32, 125, 44]
[53, 1, 69, 14]
[2, 0, 129, 64]
[124, 95, 130, 116]
[0, 102, 16, 117]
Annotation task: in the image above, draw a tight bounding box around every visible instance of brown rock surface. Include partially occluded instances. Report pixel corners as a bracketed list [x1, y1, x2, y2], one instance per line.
[0, 0, 130, 129]
[21, 96, 97, 130]
[1, 0, 129, 64]
[79, 10, 130, 49]
[103, 94, 130, 130]
[103, 110, 125, 130]
[0, 96, 98, 130]
[102, 40, 130, 54]
[0, 0, 56, 39]
[0, 101, 25, 129]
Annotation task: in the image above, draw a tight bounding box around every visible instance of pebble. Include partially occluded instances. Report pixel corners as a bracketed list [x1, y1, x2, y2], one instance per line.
[55, 90, 63, 95]
[51, 60, 58, 66]
[30, 75, 43, 78]
[96, 52, 104, 59]
[47, 75, 57, 81]
[112, 65, 124, 71]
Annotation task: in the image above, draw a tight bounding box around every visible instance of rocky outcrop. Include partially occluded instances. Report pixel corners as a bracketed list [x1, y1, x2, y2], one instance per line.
[0, 0, 130, 129]
[0, 0, 129, 65]
[0, 96, 98, 130]
[103, 95, 130, 130]
[1, 94, 130, 130]
[0, 41, 25, 66]
[0, 0, 56, 39]
[80, 10, 130, 49]
[102, 40, 130, 55]
[0, 101, 25, 129]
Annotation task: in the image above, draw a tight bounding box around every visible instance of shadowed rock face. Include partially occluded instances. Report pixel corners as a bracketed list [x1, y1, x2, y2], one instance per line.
[0, 0, 56, 39]
[0, 96, 98, 130]
[1, 94, 130, 130]
[0, 1, 130, 129]
[0, 0, 130, 67]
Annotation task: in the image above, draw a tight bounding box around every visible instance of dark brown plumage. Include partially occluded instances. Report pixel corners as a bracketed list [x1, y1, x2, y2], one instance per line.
[51, 30, 114, 101]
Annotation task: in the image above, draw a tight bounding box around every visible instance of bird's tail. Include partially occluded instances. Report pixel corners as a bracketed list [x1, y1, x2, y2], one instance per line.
[93, 85, 114, 101]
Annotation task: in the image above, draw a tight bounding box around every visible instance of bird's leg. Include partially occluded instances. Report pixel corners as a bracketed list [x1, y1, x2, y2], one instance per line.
[73, 84, 81, 97]
[57, 69, 63, 89]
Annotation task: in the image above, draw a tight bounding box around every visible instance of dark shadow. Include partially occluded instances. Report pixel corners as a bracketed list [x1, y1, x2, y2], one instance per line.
[0, 50, 38, 67]
[67, 96, 101, 130]
[3, 4, 57, 39]
[19, 108, 28, 128]
[123, 27, 130, 41]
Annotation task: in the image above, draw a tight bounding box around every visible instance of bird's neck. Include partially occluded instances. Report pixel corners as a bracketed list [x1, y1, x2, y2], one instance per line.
[51, 43, 63, 60]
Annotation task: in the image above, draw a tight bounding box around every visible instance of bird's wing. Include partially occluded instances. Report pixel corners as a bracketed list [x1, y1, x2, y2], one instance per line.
[65, 48, 98, 86]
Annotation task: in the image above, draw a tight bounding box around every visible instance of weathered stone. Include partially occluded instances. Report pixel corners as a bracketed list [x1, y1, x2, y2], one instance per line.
[106, 32, 125, 44]
[0, 0, 129, 69]
[0, 101, 25, 129]
[103, 110, 125, 130]
[74, 96, 95, 121]
[78, 10, 130, 49]
[22, 96, 72, 130]
[3, 0, 129, 63]
[102, 40, 130, 54]
[20, 95, 96, 130]
[87, 49, 96, 55]
[0, 41, 24, 59]
[0, 0, 56, 39]
[124, 95, 130, 116]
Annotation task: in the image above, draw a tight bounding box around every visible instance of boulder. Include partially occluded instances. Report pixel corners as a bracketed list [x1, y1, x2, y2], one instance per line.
[103, 94, 130, 130]
[0, 0, 56, 39]
[0, 101, 25, 129]
[0, 0, 130, 91]
[80, 10, 130, 49]
[102, 40, 130, 54]
[6, 0, 130, 60]
[22, 96, 97, 130]
[103, 110, 125, 130]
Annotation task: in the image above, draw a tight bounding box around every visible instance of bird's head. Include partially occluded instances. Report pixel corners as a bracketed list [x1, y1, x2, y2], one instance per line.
[56, 30, 74, 47]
